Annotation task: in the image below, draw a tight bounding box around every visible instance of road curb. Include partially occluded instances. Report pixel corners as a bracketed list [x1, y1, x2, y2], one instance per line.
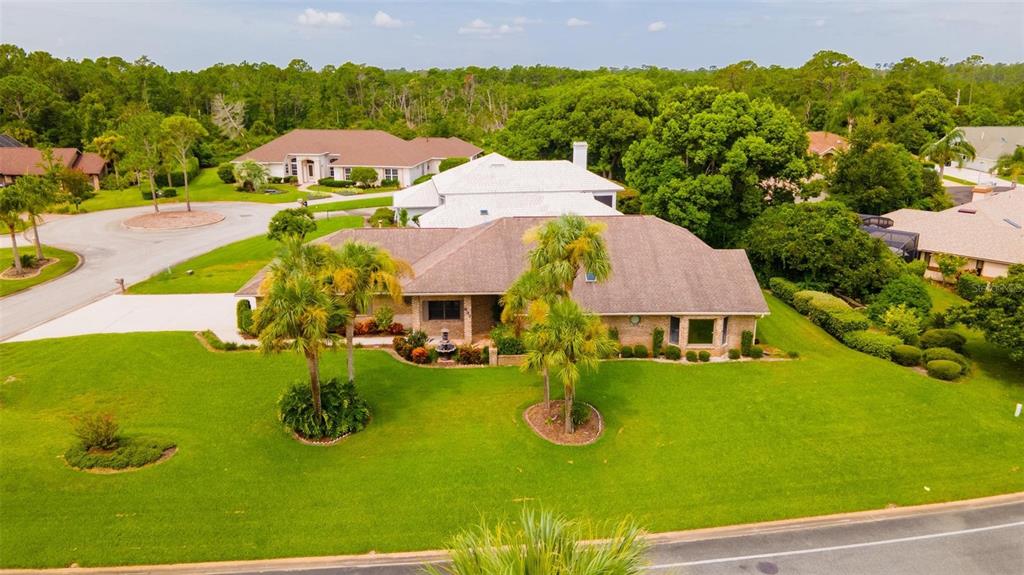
[2, 492, 1021, 574]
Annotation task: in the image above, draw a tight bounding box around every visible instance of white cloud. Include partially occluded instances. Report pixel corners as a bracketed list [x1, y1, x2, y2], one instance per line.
[566, 17, 590, 28]
[458, 18, 523, 38]
[647, 21, 667, 32]
[297, 8, 350, 27]
[814, 18, 826, 27]
[513, 16, 543, 26]
[373, 11, 406, 29]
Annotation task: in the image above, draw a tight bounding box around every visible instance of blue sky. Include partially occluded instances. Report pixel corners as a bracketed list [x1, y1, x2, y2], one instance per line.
[2, 1, 1022, 70]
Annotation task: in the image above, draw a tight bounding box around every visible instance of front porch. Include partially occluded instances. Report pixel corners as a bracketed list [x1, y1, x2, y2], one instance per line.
[409, 294, 500, 344]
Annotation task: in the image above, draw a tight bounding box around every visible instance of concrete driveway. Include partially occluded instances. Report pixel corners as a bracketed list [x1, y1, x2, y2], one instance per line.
[0, 202, 282, 341]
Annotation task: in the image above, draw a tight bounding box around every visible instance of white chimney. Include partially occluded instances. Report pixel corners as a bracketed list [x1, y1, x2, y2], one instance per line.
[572, 141, 588, 169]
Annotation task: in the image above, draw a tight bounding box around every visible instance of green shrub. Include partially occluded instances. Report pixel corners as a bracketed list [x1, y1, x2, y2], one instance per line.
[217, 163, 236, 184]
[768, 277, 800, 304]
[955, 274, 987, 301]
[698, 350, 711, 362]
[905, 259, 926, 278]
[867, 275, 932, 320]
[632, 344, 649, 358]
[236, 299, 253, 336]
[65, 436, 174, 470]
[100, 173, 131, 190]
[350, 166, 378, 187]
[369, 207, 395, 227]
[608, 326, 619, 342]
[278, 378, 371, 439]
[570, 402, 591, 426]
[787, 350, 800, 359]
[813, 308, 869, 339]
[842, 330, 901, 359]
[406, 330, 428, 350]
[439, 157, 470, 172]
[372, 306, 394, 331]
[72, 413, 120, 451]
[685, 350, 698, 362]
[748, 345, 764, 359]
[728, 348, 741, 360]
[892, 344, 923, 366]
[882, 304, 922, 343]
[926, 359, 962, 381]
[456, 344, 484, 365]
[741, 331, 754, 356]
[922, 347, 969, 371]
[412, 174, 434, 185]
[920, 329, 966, 352]
[619, 345, 634, 358]
[490, 325, 525, 355]
[652, 327, 664, 357]
[380, 178, 399, 188]
[482, 346, 490, 364]
[793, 290, 847, 315]
[316, 178, 356, 188]
[664, 345, 682, 360]
[199, 330, 257, 351]
[18, 253, 37, 268]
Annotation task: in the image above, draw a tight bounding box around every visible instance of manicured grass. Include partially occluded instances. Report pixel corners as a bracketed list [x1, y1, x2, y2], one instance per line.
[126, 216, 363, 294]
[66, 169, 333, 213]
[308, 195, 394, 213]
[1, 295, 1021, 567]
[308, 185, 398, 195]
[0, 245, 79, 297]
[943, 174, 976, 186]
[924, 281, 965, 313]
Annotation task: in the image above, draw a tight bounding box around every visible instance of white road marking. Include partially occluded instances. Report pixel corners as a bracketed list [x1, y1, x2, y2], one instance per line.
[647, 520, 1024, 569]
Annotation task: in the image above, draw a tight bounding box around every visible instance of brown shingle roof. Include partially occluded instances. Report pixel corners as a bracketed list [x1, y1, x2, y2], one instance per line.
[233, 129, 482, 167]
[238, 216, 769, 316]
[0, 147, 106, 176]
[807, 131, 849, 156]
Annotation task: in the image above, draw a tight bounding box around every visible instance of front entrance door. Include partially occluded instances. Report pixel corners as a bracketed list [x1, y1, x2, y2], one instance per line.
[305, 161, 314, 179]
[669, 316, 680, 345]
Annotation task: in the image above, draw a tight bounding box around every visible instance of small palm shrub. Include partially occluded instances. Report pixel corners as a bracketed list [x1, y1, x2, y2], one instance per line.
[748, 345, 764, 359]
[926, 359, 963, 381]
[632, 344, 648, 358]
[728, 348, 741, 360]
[73, 413, 120, 451]
[892, 344, 923, 366]
[685, 350, 698, 362]
[664, 345, 682, 360]
[920, 329, 966, 353]
[19, 253, 37, 269]
[278, 378, 370, 440]
[570, 402, 591, 427]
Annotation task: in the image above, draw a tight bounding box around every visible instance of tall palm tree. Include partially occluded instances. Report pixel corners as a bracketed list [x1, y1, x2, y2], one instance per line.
[329, 240, 412, 384]
[14, 176, 57, 260]
[522, 317, 558, 412]
[543, 298, 617, 433]
[920, 128, 977, 179]
[252, 238, 340, 415]
[0, 184, 27, 275]
[427, 508, 648, 575]
[838, 90, 868, 136]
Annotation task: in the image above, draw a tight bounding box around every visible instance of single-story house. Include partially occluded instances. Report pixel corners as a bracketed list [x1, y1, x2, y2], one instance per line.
[956, 126, 1024, 173]
[393, 142, 623, 227]
[233, 129, 483, 187]
[0, 147, 107, 190]
[807, 131, 849, 159]
[884, 187, 1023, 279]
[237, 215, 770, 355]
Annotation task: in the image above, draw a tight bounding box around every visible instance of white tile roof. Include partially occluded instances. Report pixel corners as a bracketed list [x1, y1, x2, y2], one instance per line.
[417, 192, 621, 228]
[885, 188, 1024, 264]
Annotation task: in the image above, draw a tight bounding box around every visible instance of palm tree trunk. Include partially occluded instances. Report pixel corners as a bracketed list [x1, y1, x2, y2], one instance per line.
[564, 385, 574, 434]
[543, 366, 550, 412]
[346, 318, 355, 383]
[31, 214, 43, 260]
[182, 160, 191, 212]
[938, 163, 945, 178]
[8, 229, 22, 274]
[306, 353, 322, 416]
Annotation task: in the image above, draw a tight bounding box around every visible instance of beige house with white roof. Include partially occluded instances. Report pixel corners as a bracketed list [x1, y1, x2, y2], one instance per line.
[393, 142, 622, 227]
[885, 187, 1024, 280]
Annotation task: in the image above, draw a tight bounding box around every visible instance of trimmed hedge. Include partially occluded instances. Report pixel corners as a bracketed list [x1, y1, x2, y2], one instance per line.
[728, 348, 741, 360]
[768, 277, 800, 305]
[619, 345, 634, 359]
[698, 350, 711, 362]
[842, 330, 901, 359]
[792, 289, 869, 339]
[922, 347, 969, 372]
[926, 359, 962, 381]
[892, 344, 923, 366]
[955, 274, 987, 301]
[317, 178, 356, 188]
[664, 345, 682, 360]
[920, 329, 966, 353]
[632, 344, 649, 358]
[741, 330, 754, 356]
[748, 345, 764, 359]
[685, 350, 698, 362]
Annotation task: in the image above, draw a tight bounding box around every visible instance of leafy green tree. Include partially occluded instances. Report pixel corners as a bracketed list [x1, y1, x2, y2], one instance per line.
[11, 175, 57, 260]
[267, 208, 316, 241]
[837, 89, 869, 136]
[0, 185, 28, 274]
[867, 274, 932, 320]
[911, 88, 954, 141]
[920, 128, 976, 178]
[947, 265, 1024, 362]
[120, 111, 165, 213]
[232, 159, 268, 192]
[58, 168, 94, 212]
[349, 166, 378, 187]
[936, 253, 968, 284]
[741, 201, 902, 300]
[439, 157, 469, 172]
[829, 141, 948, 214]
[991, 146, 1024, 183]
[427, 508, 648, 575]
[91, 133, 124, 180]
[252, 238, 340, 416]
[328, 241, 412, 383]
[161, 114, 208, 212]
[883, 304, 922, 343]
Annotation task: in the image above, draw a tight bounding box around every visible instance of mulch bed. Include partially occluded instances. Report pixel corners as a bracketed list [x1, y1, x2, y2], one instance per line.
[524, 401, 603, 446]
[0, 257, 56, 280]
[123, 210, 225, 230]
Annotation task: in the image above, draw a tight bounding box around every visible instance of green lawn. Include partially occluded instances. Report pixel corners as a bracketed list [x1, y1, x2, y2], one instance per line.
[0, 245, 79, 297]
[943, 174, 976, 186]
[308, 185, 399, 195]
[127, 216, 363, 294]
[66, 169, 333, 213]
[308, 195, 394, 213]
[1, 295, 1021, 568]
[925, 281, 965, 313]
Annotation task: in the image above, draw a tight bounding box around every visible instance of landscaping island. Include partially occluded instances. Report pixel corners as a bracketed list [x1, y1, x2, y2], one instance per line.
[0, 246, 80, 297]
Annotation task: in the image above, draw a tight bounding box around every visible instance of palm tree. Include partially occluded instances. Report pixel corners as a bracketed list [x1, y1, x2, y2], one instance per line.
[252, 238, 340, 415]
[0, 184, 27, 275]
[838, 90, 868, 136]
[920, 128, 977, 179]
[14, 176, 57, 260]
[427, 508, 648, 575]
[328, 240, 412, 384]
[991, 146, 1024, 187]
[543, 298, 617, 434]
[522, 317, 558, 412]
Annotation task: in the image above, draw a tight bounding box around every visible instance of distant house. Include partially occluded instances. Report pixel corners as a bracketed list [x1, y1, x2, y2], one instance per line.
[807, 131, 850, 159]
[884, 187, 1023, 279]
[0, 134, 25, 148]
[0, 147, 107, 190]
[393, 142, 622, 228]
[233, 129, 483, 187]
[956, 126, 1024, 173]
[238, 215, 770, 353]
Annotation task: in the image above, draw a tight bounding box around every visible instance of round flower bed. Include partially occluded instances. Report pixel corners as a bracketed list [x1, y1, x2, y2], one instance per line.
[65, 437, 176, 473]
[279, 378, 371, 443]
[524, 401, 603, 446]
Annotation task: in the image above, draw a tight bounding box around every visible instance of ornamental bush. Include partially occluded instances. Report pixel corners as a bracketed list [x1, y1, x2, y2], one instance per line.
[867, 275, 932, 320]
[278, 378, 370, 439]
[748, 345, 765, 359]
[956, 273, 988, 301]
[814, 308, 870, 339]
[73, 413, 120, 451]
[741, 331, 754, 356]
[349, 167, 378, 187]
[217, 163, 236, 183]
[882, 303, 922, 343]
[920, 329, 966, 352]
[65, 436, 174, 470]
[570, 402, 591, 426]
[922, 347, 970, 372]
[926, 359, 962, 381]
[456, 345, 484, 365]
[842, 330, 901, 359]
[619, 345, 634, 358]
[698, 350, 711, 362]
[685, 350, 698, 362]
[892, 344, 923, 366]
[728, 348, 741, 360]
[652, 327, 664, 357]
[236, 299, 253, 336]
[369, 207, 395, 227]
[664, 345, 682, 360]
[632, 344, 649, 358]
[768, 277, 800, 305]
[412, 174, 434, 185]
[410, 347, 430, 364]
[372, 307, 394, 331]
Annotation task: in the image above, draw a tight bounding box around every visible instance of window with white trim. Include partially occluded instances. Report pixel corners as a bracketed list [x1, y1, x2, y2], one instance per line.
[289, 157, 298, 176]
[384, 168, 399, 180]
[343, 167, 352, 179]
